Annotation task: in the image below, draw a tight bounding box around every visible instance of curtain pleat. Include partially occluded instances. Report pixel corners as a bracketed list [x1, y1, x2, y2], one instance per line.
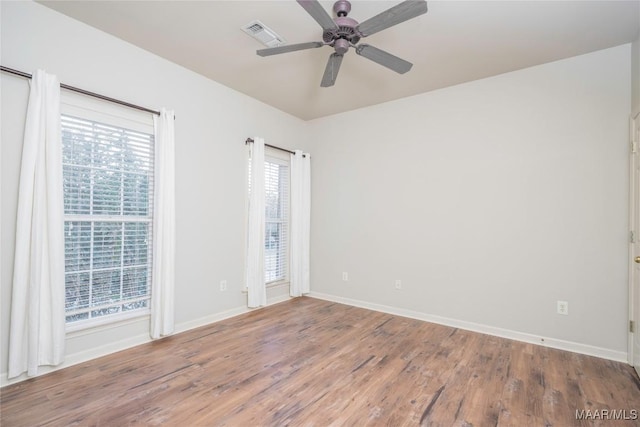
[150, 109, 176, 339]
[8, 70, 65, 378]
[246, 137, 266, 307]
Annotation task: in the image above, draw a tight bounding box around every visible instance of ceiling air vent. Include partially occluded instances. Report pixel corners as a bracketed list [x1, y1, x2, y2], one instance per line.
[242, 20, 286, 48]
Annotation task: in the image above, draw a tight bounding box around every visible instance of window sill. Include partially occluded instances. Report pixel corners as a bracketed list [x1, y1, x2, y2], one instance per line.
[66, 310, 150, 337]
[241, 280, 290, 293]
[267, 280, 289, 289]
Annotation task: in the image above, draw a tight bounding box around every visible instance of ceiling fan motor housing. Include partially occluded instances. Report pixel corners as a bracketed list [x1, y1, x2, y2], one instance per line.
[323, 1, 361, 51]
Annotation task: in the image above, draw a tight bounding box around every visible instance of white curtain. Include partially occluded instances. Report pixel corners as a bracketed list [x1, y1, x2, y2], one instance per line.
[246, 137, 266, 307]
[8, 70, 65, 378]
[150, 109, 176, 339]
[290, 150, 311, 297]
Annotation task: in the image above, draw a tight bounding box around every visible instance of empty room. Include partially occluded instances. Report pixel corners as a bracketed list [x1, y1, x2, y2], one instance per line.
[1, 0, 640, 425]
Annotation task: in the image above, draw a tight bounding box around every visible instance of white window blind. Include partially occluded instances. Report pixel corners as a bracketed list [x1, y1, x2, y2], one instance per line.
[248, 149, 290, 283]
[62, 113, 154, 326]
[264, 157, 289, 282]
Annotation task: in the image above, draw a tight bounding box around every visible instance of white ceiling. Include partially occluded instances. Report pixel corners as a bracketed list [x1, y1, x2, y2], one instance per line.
[39, 1, 640, 121]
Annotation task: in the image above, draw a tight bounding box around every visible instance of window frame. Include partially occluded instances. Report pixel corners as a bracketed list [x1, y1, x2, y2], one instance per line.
[246, 145, 291, 288]
[264, 150, 290, 285]
[61, 93, 155, 332]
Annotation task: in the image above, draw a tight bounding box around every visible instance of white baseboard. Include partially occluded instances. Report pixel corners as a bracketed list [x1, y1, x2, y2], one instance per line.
[175, 293, 291, 334]
[0, 294, 292, 388]
[308, 292, 628, 363]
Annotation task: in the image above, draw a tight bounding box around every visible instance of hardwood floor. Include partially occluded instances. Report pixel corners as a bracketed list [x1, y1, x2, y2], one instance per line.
[1, 297, 639, 426]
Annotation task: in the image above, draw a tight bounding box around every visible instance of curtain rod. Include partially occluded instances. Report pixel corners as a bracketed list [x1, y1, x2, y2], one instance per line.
[1, 65, 161, 116]
[245, 138, 306, 157]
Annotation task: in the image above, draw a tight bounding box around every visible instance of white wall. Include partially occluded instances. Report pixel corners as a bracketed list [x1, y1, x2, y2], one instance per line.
[307, 45, 631, 358]
[0, 1, 308, 385]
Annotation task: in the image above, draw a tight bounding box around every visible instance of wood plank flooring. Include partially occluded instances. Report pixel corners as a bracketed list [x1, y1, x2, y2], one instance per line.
[1, 297, 639, 426]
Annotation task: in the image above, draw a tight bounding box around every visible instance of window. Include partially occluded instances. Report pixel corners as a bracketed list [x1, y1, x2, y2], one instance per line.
[249, 148, 290, 283]
[264, 155, 289, 282]
[62, 99, 154, 329]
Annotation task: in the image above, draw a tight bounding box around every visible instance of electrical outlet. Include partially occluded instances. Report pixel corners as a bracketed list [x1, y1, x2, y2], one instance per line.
[220, 280, 227, 291]
[395, 279, 402, 290]
[557, 300, 568, 315]
[342, 272, 348, 281]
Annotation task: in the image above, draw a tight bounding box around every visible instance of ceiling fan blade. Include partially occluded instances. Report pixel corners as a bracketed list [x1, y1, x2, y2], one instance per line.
[257, 42, 324, 57]
[356, 0, 428, 37]
[321, 53, 344, 87]
[297, 0, 339, 31]
[355, 44, 413, 74]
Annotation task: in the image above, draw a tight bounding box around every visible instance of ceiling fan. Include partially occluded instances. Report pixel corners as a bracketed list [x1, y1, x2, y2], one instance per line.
[257, 0, 428, 87]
